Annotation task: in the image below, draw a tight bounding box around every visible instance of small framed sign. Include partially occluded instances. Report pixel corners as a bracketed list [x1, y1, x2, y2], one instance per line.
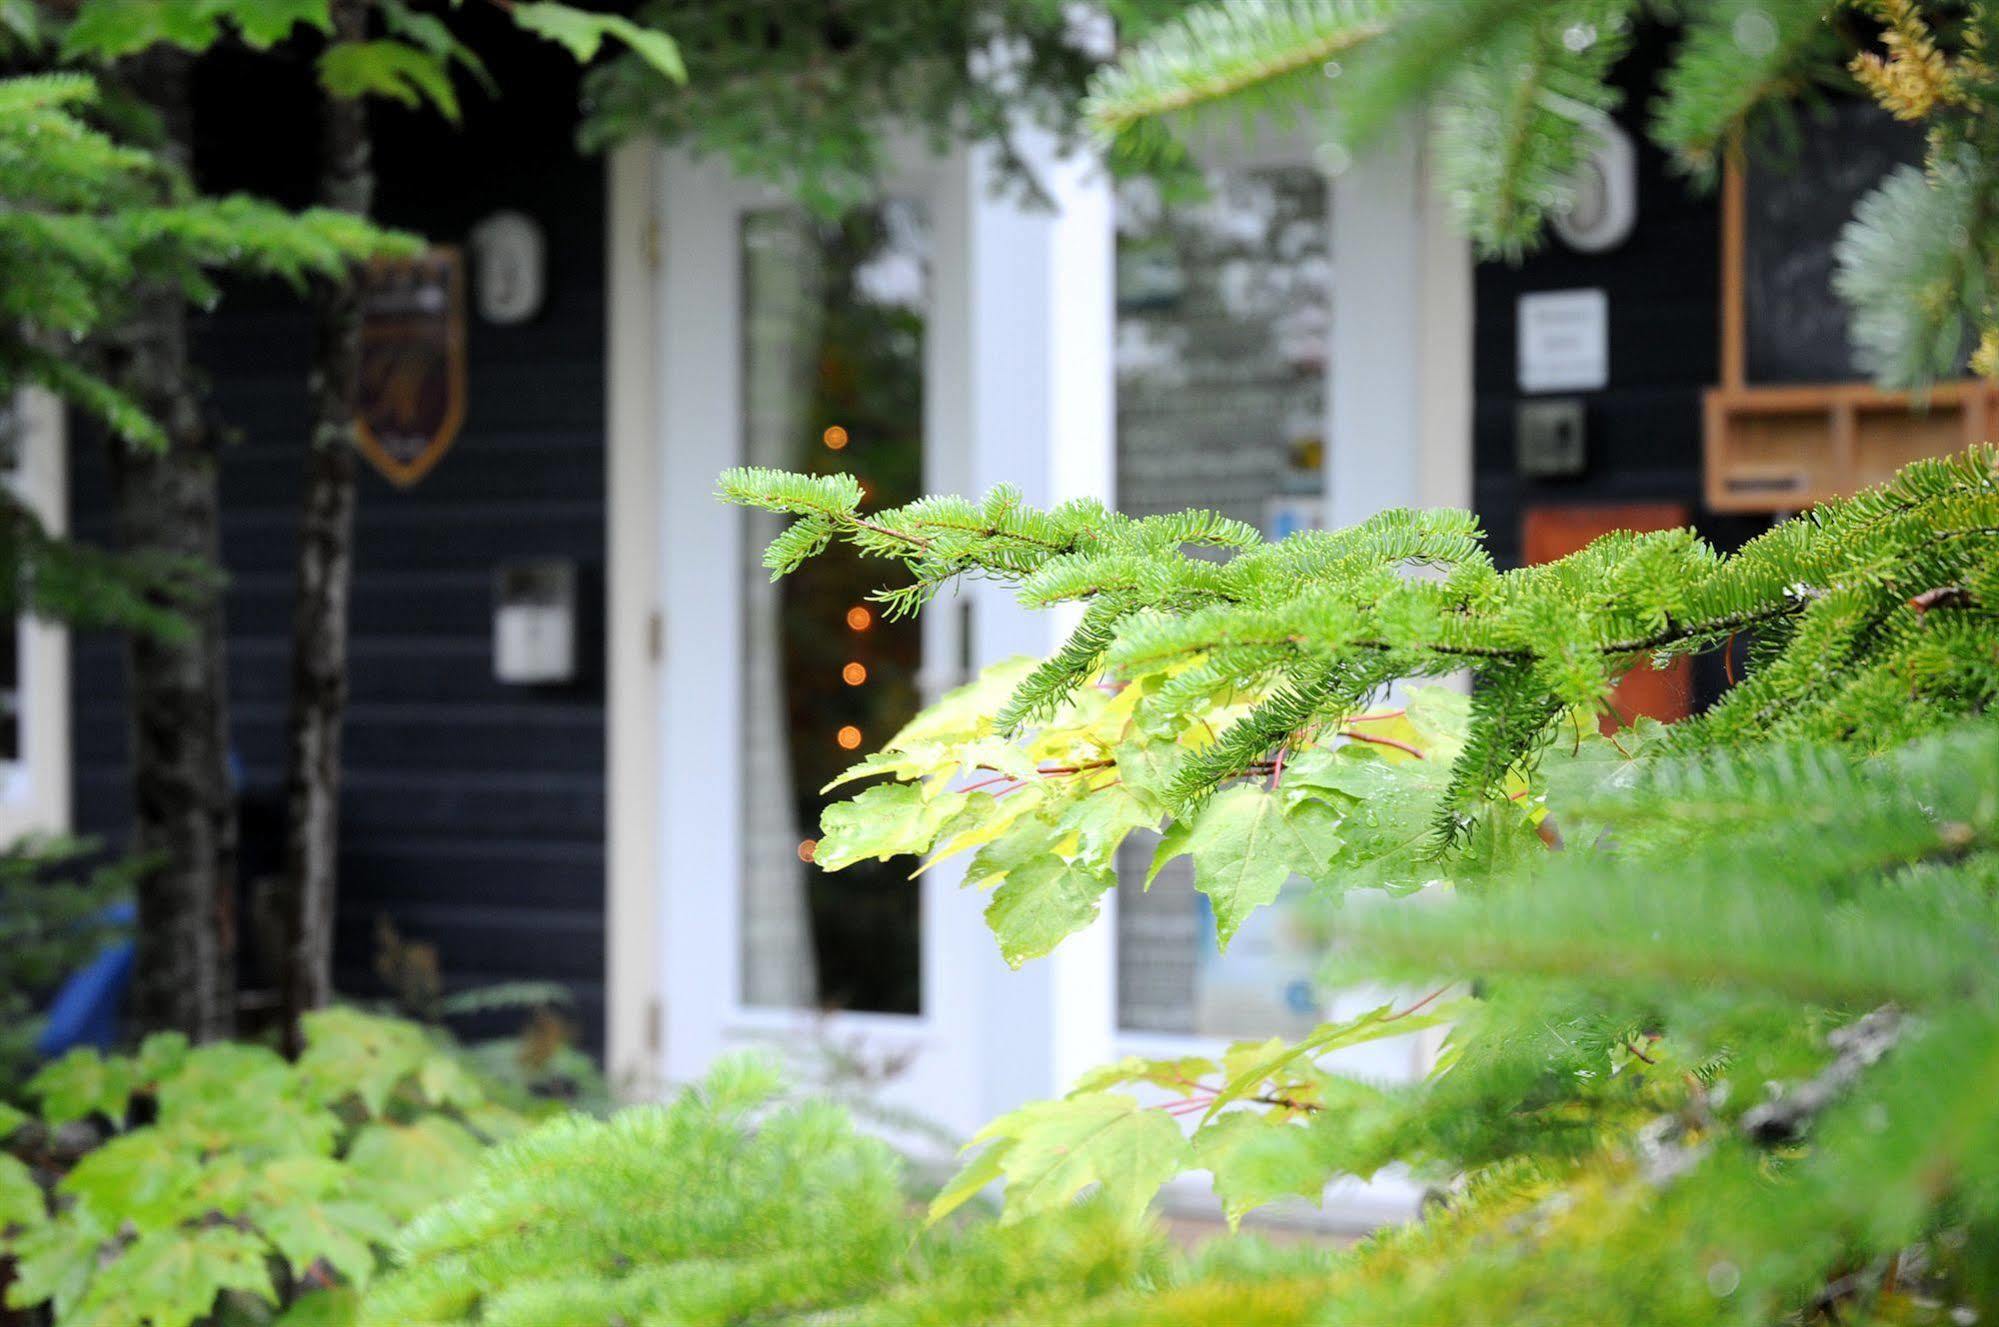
[357, 248, 467, 488]
[1517, 288, 1608, 394]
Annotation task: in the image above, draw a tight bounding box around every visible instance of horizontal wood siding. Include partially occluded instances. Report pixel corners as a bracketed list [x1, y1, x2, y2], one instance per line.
[69, 25, 610, 1049]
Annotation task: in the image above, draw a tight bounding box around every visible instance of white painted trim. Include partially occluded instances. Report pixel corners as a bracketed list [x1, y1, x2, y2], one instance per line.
[604, 143, 663, 1093]
[0, 388, 71, 841]
[647, 146, 1000, 1143]
[1416, 128, 1476, 512]
[1327, 117, 1475, 521]
[957, 130, 1120, 1118]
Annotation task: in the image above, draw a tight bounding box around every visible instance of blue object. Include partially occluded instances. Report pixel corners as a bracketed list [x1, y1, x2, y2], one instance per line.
[35, 901, 136, 1058]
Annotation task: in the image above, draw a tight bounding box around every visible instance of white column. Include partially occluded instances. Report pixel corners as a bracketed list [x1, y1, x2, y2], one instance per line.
[1327, 121, 1473, 522]
[951, 132, 1120, 1118]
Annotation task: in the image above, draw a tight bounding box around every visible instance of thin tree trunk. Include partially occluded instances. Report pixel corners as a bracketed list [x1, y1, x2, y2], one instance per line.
[105, 46, 238, 1042]
[279, 0, 374, 1050]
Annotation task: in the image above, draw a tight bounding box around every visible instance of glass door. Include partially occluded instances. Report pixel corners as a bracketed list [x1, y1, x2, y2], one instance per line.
[737, 202, 930, 1017]
[653, 148, 987, 1141]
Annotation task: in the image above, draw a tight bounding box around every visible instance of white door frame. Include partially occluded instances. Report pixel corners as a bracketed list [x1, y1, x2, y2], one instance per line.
[604, 120, 1473, 1159]
[618, 135, 1122, 1141]
[0, 388, 72, 842]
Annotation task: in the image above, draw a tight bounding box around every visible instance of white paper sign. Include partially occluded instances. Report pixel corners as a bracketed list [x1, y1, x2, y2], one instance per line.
[1518, 288, 1608, 393]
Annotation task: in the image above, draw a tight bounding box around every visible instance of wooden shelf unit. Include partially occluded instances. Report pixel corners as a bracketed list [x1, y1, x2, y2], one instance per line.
[1703, 157, 1998, 513]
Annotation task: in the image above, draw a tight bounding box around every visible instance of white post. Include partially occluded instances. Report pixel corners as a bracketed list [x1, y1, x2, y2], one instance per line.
[1326, 121, 1473, 522]
[604, 143, 663, 1093]
[953, 132, 1120, 1118]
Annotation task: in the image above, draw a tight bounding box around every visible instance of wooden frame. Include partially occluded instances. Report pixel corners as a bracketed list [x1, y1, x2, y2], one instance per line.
[1703, 157, 1998, 512]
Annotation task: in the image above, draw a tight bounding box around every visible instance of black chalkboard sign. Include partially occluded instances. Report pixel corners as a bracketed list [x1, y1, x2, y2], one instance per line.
[1741, 101, 1923, 384]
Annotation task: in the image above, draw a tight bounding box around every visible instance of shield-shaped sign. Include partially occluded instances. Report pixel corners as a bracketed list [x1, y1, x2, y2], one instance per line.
[356, 249, 467, 488]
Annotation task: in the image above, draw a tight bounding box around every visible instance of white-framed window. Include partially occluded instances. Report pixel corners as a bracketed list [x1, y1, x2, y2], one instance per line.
[0, 388, 72, 839]
[1112, 161, 1335, 1045]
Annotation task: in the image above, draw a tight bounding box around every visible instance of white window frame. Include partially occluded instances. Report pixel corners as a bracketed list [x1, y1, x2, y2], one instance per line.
[0, 387, 72, 840]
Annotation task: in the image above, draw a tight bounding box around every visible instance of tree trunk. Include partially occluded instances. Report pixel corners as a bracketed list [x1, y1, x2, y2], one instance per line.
[279, 0, 374, 1051]
[105, 47, 238, 1042]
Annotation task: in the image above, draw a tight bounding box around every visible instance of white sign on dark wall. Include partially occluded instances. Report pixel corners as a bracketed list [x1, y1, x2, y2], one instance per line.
[1518, 288, 1609, 393]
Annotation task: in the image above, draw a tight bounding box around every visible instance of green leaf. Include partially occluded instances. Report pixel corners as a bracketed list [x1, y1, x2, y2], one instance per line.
[76, 1226, 277, 1327]
[0, 1152, 46, 1233]
[28, 1047, 137, 1127]
[1192, 1111, 1332, 1229]
[926, 1136, 1010, 1224]
[0, 1101, 28, 1140]
[254, 1159, 394, 1290]
[230, 0, 330, 48]
[319, 40, 460, 119]
[276, 1287, 361, 1327]
[510, 3, 685, 82]
[1070, 1054, 1219, 1097]
[1205, 999, 1466, 1119]
[60, 0, 223, 59]
[1152, 786, 1327, 947]
[134, 1031, 191, 1086]
[1112, 736, 1186, 815]
[59, 1130, 202, 1232]
[416, 1054, 485, 1112]
[814, 782, 969, 871]
[297, 1007, 432, 1117]
[984, 854, 1114, 968]
[1054, 783, 1159, 868]
[344, 1118, 485, 1222]
[4, 1212, 106, 1319]
[152, 1043, 338, 1159]
[965, 1091, 1188, 1223]
[1281, 748, 1450, 892]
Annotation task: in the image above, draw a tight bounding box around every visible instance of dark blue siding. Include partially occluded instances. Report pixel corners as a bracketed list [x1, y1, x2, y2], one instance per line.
[69, 25, 609, 1049]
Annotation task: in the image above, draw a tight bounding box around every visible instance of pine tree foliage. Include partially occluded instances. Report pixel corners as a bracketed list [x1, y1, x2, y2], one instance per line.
[0, 65, 399, 641]
[577, 0, 1185, 217]
[0, 1009, 523, 1327]
[41, 0, 685, 124]
[362, 1054, 1171, 1327]
[0, 69, 395, 450]
[726, 447, 1999, 1321]
[1088, 0, 1999, 388]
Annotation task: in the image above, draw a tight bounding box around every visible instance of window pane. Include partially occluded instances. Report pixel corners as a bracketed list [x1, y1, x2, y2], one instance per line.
[739, 202, 928, 1015]
[1113, 166, 1331, 1038]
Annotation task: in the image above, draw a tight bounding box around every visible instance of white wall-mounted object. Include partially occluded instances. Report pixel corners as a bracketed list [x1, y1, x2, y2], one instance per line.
[1551, 115, 1638, 254]
[469, 210, 546, 325]
[493, 560, 576, 684]
[1518, 287, 1610, 393]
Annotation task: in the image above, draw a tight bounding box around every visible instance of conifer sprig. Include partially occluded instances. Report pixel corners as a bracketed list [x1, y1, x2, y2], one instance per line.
[727, 446, 1999, 824]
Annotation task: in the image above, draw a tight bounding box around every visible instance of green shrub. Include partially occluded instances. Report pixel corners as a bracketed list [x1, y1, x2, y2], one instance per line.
[0, 1009, 520, 1327]
[363, 1054, 1169, 1327]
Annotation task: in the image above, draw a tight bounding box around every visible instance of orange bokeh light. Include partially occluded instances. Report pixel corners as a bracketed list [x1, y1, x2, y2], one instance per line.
[823, 425, 849, 450]
[845, 605, 873, 631]
[796, 839, 818, 863]
[842, 662, 868, 686]
[836, 725, 863, 750]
